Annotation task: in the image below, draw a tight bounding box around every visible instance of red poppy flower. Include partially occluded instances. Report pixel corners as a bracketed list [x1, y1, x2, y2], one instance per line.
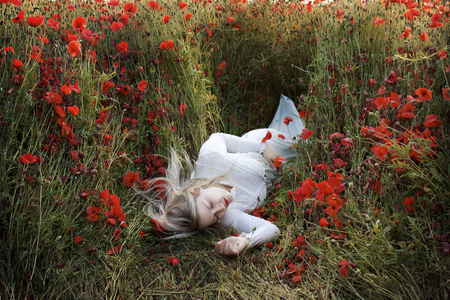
[442, 87, 450, 100]
[119, 85, 131, 95]
[398, 27, 411, 38]
[377, 86, 386, 95]
[72, 17, 87, 31]
[124, 171, 141, 187]
[371, 144, 388, 161]
[319, 218, 329, 227]
[300, 129, 313, 140]
[179, 103, 187, 116]
[159, 40, 174, 50]
[87, 206, 102, 221]
[261, 131, 272, 142]
[397, 103, 415, 119]
[109, 194, 120, 207]
[184, 13, 193, 21]
[273, 156, 285, 168]
[55, 106, 66, 118]
[419, 32, 428, 42]
[12, 10, 24, 23]
[147, 1, 159, 10]
[116, 41, 129, 54]
[374, 97, 389, 110]
[68, 40, 81, 57]
[415, 88, 432, 101]
[179, 1, 187, 9]
[113, 228, 122, 239]
[283, 116, 293, 125]
[67, 106, 80, 116]
[124, 2, 137, 13]
[107, 244, 122, 255]
[111, 22, 124, 32]
[27, 15, 44, 27]
[162, 15, 171, 24]
[107, 0, 120, 6]
[338, 259, 350, 277]
[137, 80, 147, 92]
[13, 59, 23, 69]
[423, 114, 442, 128]
[430, 13, 443, 28]
[168, 255, 179, 266]
[74, 236, 83, 244]
[372, 17, 385, 26]
[19, 153, 37, 164]
[102, 80, 115, 94]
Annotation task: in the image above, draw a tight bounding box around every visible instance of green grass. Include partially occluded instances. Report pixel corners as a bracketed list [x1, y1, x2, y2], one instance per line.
[0, 0, 449, 299]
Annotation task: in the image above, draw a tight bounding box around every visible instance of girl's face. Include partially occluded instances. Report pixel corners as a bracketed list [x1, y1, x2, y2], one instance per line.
[193, 186, 233, 229]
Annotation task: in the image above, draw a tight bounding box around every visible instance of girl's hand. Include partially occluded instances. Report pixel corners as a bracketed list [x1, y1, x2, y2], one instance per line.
[215, 236, 250, 256]
[262, 145, 282, 172]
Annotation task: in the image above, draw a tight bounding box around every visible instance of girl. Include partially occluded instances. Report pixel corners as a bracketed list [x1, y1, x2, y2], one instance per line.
[141, 95, 305, 256]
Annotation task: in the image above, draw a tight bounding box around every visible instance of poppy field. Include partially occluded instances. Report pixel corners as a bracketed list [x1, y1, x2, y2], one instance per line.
[0, 0, 449, 299]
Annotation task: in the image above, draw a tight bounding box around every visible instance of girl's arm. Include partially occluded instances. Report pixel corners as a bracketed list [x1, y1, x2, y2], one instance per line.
[199, 133, 267, 156]
[215, 209, 280, 256]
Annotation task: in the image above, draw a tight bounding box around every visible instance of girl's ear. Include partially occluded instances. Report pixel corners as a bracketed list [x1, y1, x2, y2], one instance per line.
[189, 186, 200, 196]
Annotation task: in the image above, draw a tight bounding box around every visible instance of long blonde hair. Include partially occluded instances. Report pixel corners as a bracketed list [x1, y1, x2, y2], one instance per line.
[139, 149, 228, 239]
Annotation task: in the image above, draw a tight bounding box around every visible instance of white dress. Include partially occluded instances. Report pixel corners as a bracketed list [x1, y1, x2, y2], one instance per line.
[192, 95, 305, 248]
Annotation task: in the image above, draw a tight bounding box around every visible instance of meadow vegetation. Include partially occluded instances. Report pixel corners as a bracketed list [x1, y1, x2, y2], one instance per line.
[0, 0, 449, 299]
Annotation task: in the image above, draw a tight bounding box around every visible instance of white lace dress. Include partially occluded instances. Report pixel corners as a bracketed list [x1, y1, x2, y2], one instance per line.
[191, 95, 305, 247]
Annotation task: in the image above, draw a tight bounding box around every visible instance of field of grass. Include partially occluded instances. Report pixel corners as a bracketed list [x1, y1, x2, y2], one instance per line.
[0, 0, 449, 299]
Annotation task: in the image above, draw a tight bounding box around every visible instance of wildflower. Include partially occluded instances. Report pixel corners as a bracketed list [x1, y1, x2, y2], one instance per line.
[184, 13, 193, 21]
[116, 41, 129, 54]
[442, 88, 450, 100]
[168, 256, 179, 266]
[283, 116, 293, 125]
[415, 88, 432, 101]
[147, 1, 159, 10]
[159, 40, 174, 50]
[319, 218, 329, 227]
[179, 103, 187, 116]
[111, 22, 124, 32]
[74, 236, 83, 244]
[87, 206, 102, 221]
[179, 1, 187, 9]
[68, 40, 81, 57]
[124, 171, 141, 187]
[398, 27, 411, 38]
[162, 15, 171, 24]
[124, 2, 137, 13]
[137, 80, 147, 92]
[12, 10, 24, 23]
[107, 244, 122, 255]
[13, 59, 23, 69]
[372, 17, 385, 26]
[28, 15, 44, 27]
[397, 103, 415, 119]
[338, 259, 350, 277]
[430, 13, 443, 28]
[419, 33, 428, 42]
[273, 156, 285, 168]
[113, 228, 122, 239]
[261, 131, 272, 142]
[423, 115, 442, 128]
[72, 17, 87, 31]
[19, 153, 37, 164]
[300, 129, 313, 140]
[67, 106, 80, 116]
[371, 145, 388, 161]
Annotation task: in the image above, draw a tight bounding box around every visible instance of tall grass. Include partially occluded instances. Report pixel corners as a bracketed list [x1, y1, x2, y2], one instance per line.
[0, 0, 449, 299]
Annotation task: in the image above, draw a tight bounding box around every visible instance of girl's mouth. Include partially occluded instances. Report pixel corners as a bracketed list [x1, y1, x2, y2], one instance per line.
[224, 198, 229, 207]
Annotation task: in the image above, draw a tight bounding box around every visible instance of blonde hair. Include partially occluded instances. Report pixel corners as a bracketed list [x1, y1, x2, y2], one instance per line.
[139, 149, 228, 239]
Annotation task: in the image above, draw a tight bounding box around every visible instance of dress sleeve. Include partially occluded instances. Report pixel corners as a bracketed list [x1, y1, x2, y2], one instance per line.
[199, 133, 267, 156]
[223, 208, 280, 248]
